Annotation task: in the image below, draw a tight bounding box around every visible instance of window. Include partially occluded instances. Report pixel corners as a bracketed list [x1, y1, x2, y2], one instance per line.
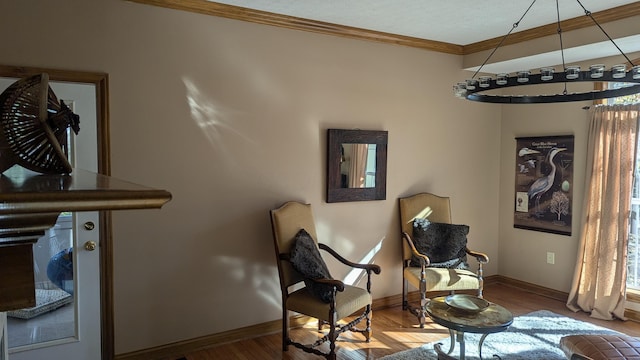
[613, 86, 640, 289]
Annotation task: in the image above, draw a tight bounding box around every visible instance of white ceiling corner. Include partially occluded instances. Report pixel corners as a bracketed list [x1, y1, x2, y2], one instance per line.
[210, 0, 640, 73]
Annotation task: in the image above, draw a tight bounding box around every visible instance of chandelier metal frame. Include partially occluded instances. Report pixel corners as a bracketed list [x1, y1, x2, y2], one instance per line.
[454, 0, 640, 104]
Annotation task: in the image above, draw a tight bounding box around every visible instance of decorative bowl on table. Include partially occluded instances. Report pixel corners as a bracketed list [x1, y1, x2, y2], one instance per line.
[445, 294, 490, 313]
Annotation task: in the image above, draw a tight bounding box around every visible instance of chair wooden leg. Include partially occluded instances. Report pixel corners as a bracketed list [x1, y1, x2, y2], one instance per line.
[418, 277, 427, 328]
[364, 304, 372, 342]
[419, 296, 427, 328]
[328, 315, 337, 360]
[282, 308, 289, 351]
[402, 278, 409, 310]
[403, 278, 428, 327]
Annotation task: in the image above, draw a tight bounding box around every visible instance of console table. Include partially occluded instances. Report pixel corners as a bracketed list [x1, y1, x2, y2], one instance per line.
[0, 166, 172, 312]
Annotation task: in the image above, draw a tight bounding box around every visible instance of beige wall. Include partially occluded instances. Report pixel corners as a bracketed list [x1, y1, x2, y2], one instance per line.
[18, 0, 640, 355]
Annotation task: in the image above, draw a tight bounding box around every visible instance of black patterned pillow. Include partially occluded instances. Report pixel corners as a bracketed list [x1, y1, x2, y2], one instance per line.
[410, 219, 469, 269]
[289, 229, 334, 303]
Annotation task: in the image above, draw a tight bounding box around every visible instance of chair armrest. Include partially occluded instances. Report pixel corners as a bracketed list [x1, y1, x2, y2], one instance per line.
[314, 277, 345, 292]
[465, 248, 489, 263]
[279, 253, 346, 292]
[402, 232, 430, 266]
[318, 243, 381, 274]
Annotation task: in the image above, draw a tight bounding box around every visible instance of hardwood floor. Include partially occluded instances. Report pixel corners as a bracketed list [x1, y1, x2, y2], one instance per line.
[181, 283, 640, 359]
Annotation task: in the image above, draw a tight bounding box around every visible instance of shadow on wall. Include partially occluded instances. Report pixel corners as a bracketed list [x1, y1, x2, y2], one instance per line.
[312, 218, 385, 287]
[190, 206, 386, 327]
[183, 76, 255, 160]
[192, 208, 283, 317]
[346, 238, 384, 285]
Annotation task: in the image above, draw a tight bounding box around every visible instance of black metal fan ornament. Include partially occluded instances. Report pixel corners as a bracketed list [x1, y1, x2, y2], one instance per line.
[0, 73, 80, 174]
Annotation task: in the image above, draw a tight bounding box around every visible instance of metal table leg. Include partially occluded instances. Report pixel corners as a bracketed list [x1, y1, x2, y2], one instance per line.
[434, 330, 468, 360]
[456, 331, 466, 360]
[479, 333, 502, 360]
[448, 329, 456, 354]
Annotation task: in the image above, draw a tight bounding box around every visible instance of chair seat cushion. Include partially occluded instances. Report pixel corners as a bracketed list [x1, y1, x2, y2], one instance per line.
[403, 266, 479, 292]
[287, 285, 372, 322]
[560, 334, 640, 360]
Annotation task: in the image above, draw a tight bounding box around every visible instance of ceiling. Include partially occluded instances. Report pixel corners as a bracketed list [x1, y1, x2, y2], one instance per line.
[209, 0, 635, 45]
[206, 0, 640, 73]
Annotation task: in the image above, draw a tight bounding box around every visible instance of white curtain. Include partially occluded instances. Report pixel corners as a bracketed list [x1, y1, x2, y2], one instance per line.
[567, 104, 640, 320]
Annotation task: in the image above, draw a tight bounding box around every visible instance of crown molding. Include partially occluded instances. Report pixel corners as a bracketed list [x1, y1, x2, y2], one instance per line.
[463, 2, 640, 54]
[128, 0, 640, 56]
[126, 0, 464, 54]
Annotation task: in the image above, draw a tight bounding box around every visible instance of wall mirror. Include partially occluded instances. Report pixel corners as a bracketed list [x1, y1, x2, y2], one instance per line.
[327, 129, 388, 203]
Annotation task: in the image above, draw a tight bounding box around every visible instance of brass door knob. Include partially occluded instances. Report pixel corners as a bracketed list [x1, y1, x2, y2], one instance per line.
[84, 241, 97, 251]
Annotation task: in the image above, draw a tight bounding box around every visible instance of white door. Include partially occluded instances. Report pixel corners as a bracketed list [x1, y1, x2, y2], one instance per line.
[1, 78, 102, 360]
[1, 313, 7, 360]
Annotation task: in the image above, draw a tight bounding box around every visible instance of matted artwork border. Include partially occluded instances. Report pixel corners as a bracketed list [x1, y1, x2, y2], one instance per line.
[514, 135, 574, 236]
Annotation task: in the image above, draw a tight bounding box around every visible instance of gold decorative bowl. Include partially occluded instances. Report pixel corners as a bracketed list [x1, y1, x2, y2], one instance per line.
[445, 294, 490, 313]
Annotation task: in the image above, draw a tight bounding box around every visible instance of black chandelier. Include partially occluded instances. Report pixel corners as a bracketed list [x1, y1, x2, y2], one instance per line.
[454, 0, 640, 104]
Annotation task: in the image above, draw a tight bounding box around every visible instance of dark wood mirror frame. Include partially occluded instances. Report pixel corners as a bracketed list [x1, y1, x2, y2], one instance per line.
[327, 129, 388, 203]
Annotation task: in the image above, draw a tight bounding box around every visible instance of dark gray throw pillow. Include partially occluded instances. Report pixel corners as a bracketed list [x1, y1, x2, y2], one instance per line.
[289, 229, 334, 303]
[410, 219, 469, 269]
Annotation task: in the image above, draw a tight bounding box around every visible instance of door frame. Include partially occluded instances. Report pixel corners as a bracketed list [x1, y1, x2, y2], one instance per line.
[0, 65, 113, 359]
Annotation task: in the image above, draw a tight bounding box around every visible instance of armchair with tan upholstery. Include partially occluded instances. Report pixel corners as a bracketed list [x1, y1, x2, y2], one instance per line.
[270, 201, 381, 359]
[399, 192, 489, 327]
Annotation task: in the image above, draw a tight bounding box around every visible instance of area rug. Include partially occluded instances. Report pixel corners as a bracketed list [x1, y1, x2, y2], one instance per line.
[380, 310, 622, 360]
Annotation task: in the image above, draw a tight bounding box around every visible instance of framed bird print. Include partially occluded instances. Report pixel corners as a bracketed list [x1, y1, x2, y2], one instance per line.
[514, 135, 574, 236]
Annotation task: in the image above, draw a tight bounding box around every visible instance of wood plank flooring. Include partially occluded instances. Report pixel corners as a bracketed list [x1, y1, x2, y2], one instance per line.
[181, 283, 640, 359]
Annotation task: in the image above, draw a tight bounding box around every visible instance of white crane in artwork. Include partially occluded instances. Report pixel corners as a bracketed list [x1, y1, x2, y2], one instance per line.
[528, 147, 566, 215]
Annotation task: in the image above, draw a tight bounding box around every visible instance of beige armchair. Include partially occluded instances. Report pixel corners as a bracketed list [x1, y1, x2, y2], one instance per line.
[399, 192, 488, 327]
[270, 201, 381, 359]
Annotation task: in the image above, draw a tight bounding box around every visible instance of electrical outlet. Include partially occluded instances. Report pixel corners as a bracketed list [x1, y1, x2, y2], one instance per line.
[547, 252, 555, 264]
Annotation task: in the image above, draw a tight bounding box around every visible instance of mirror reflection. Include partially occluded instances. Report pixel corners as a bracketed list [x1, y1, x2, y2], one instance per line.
[340, 143, 377, 188]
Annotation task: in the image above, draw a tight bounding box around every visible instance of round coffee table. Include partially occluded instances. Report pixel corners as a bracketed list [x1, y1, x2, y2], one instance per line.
[426, 295, 513, 360]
